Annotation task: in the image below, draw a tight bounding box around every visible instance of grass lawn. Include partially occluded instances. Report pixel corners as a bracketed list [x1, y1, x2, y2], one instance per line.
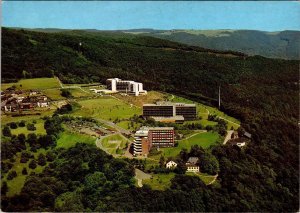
[186, 172, 216, 185]
[117, 120, 142, 131]
[162, 132, 220, 158]
[1, 109, 55, 125]
[101, 134, 128, 155]
[114, 91, 166, 107]
[65, 88, 94, 98]
[42, 88, 65, 100]
[10, 119, 46, 136]
[1, 78, 60, 91]
[71, 97, 141, 121]
[168, 93, 240, 129]
[56, 131, 96, 149]
[143, 173, 175, 190]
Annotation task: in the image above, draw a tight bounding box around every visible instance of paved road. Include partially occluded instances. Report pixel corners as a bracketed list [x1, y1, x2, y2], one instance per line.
[205, 108, 240, 127]
[207, 174, 218, 185]
[135, 168, 152, 187]
[96, 117, 132, 135]
[223, 130, 234, 144]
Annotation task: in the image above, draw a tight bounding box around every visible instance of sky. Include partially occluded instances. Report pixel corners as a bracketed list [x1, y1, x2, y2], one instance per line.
[2, 1, 300, 31]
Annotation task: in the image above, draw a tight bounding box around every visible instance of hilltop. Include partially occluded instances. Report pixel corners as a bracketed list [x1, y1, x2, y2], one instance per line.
[14, 27, 300, 59]
[117, 29, 300, 60]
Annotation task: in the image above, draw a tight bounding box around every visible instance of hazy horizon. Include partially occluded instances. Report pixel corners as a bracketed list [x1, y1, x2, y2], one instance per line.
[3, 26, 300, 33]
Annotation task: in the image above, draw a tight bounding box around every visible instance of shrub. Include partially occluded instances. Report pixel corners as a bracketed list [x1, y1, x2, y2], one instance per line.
[26, 123, 36, 131]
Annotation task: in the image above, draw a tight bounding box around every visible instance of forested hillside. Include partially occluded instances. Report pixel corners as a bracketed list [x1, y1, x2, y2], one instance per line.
[124, 29, 300, 60]
[2, 27, 299, 211]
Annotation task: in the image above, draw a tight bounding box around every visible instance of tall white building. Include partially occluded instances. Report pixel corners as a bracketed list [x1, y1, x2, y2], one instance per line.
[133, 127, 150, 156]
[106, 78, 147, 96]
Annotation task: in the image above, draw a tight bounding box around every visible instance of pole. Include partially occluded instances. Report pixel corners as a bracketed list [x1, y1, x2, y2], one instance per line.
[218, 85, 221, 109]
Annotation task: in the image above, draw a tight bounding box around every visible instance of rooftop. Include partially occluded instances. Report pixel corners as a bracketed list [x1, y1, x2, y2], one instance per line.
[135, 126, 174, 134]
[187, 157, 199, 165]
[152, 115, 184, 121]
[143, 102, 196, 107]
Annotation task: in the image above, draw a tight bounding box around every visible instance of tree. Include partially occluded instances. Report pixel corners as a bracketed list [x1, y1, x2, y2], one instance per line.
[38, 135, 56, 148]
[9, 122, 18, 129]
[237, 127, 245, 137]
[29, 159, 37, 169]
[22, 168, 28, 175]
[1, 181, 8, 196]
[2, 126, 11, 137]
[84, 172, 107, 192]
[46, 151, 56, 162]
[17, 134, 26, 143]
[199, 153, 219, 175]
[61, 89, 73, 98]
[37, 154, 47, 166]
[7, 170, 17, 180]
[20, 151, 33, 163]
[159, 155, 165, 168]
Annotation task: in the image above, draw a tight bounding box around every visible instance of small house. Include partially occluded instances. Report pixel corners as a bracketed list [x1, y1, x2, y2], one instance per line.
[186, 157, 200, 172]
[166, 161, 177, 169]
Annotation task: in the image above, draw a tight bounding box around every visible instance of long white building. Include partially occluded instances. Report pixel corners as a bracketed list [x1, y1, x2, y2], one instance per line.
[106, 78, 147, 96]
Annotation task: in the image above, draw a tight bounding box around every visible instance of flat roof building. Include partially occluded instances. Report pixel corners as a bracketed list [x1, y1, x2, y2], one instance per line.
[143, 102, 197, 121]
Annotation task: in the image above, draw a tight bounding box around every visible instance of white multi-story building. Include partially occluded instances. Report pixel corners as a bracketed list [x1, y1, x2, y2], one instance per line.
[133, 127, 150, 156]
[106, 78, 147, 96]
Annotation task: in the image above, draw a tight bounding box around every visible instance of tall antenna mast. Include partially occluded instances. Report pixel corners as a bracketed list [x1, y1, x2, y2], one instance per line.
[218, 85, 221, 109]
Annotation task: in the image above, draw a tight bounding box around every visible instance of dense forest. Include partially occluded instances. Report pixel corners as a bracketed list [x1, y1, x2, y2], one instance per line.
[1, 27, 299, 211]
[133, 29, 300, 60]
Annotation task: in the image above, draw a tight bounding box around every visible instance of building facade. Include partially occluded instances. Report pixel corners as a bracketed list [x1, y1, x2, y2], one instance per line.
[133, 126, 175, 156]
[133, 127, 149, 156]
[175, 104, 197, 120]
[106, 78, 147, 96]
[148, 127, 175, 147]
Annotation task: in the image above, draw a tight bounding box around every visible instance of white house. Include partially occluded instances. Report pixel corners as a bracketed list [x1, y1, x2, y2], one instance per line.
[166, 161, 177, 169]
[37, 101, 49, 107]
[186, 157, 200, 172]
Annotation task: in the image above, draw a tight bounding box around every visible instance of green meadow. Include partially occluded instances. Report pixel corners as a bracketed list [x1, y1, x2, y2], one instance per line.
[1, 78, 60, 91]
[71, 97, 141, 121]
